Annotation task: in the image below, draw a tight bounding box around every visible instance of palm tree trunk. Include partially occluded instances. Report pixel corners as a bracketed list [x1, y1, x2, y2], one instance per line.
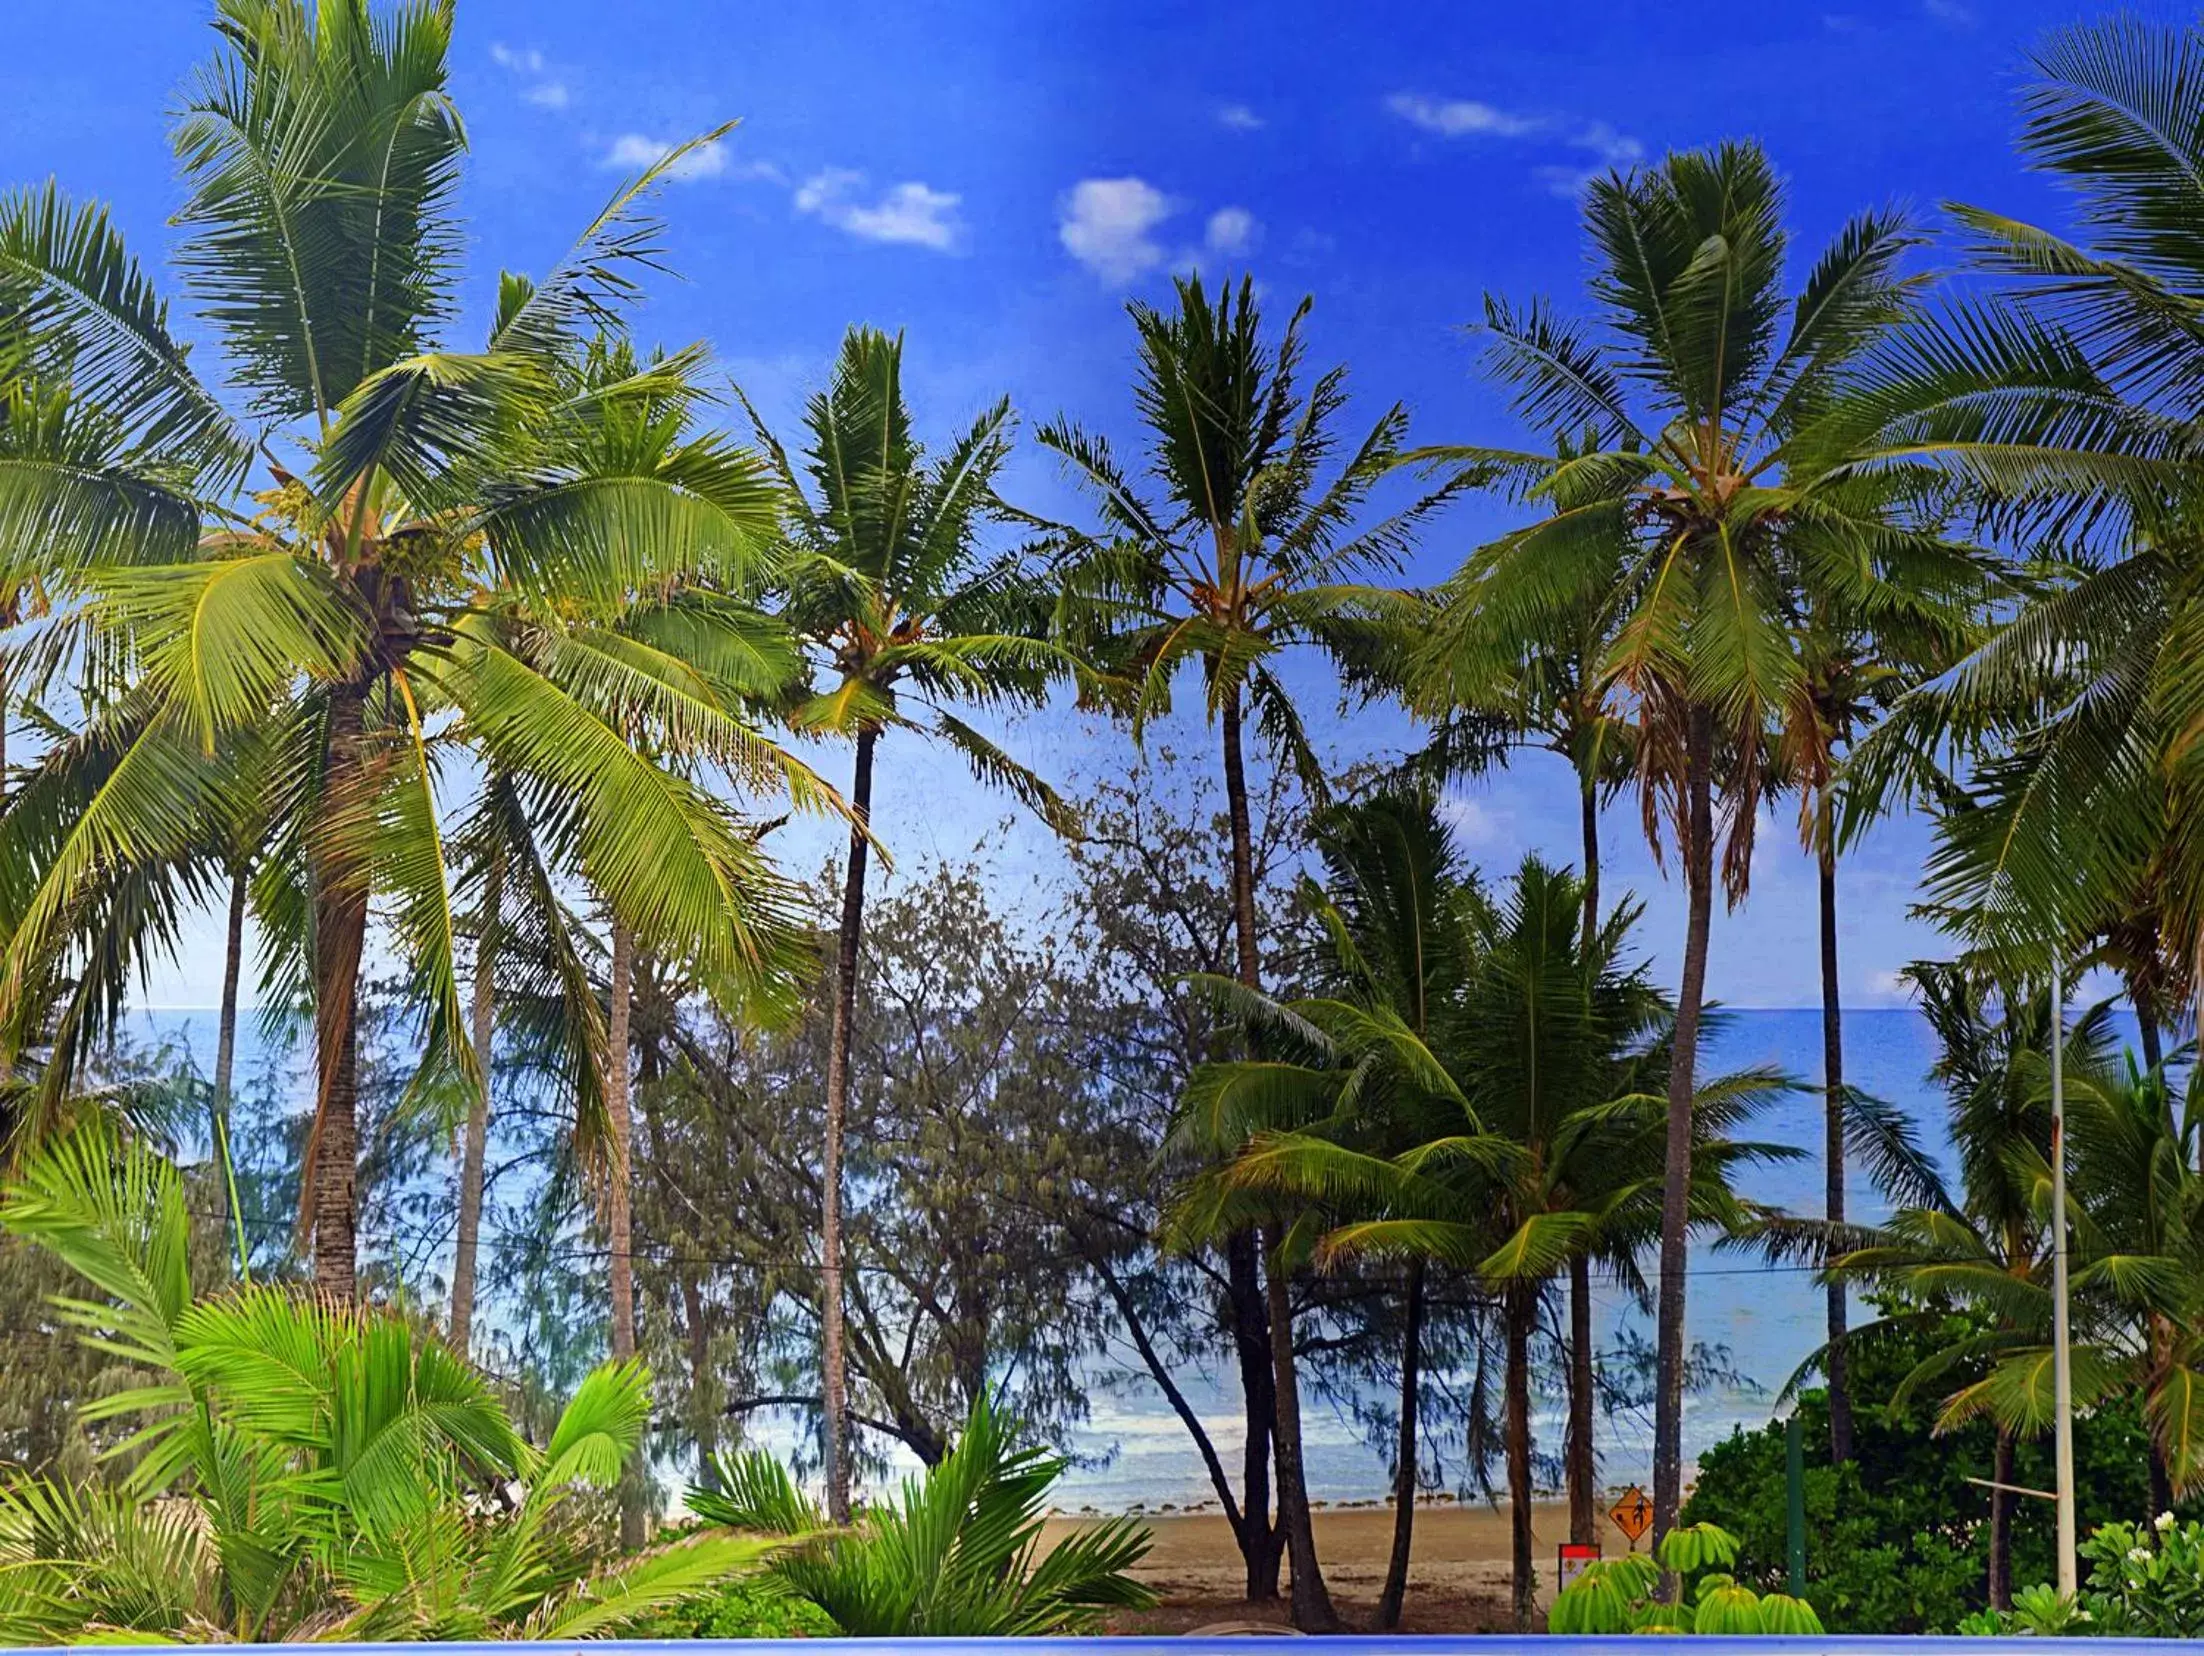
[1989, 1426, 2015, 1609]
[1264, 1225, 1337, 1632]
[1652, 702, 1715, 1561]
[1506, 1282, 1538, 1630]
[308, 682, 369, 1302]
[1229, 1232, 1282, 1598]
[210, 865, 246, 1262]
[1221, 681, 1284, 1599]
[1570, 768, 1602, 1547]
[822, 727, 877, 1525]
[1376, 1258, 1425, 1629]
[1820, 831, 1853, 1465]
[1579, 770, 1600, 952]
[1567, 1253, 1598, 1546]
[450, 841, 502, 1354]
[605, 920, 643, 1550]
[2137, 986, 2164, 1073]
[634, 1016, 719, 1488]
[2150, 1312, 2176, 1517]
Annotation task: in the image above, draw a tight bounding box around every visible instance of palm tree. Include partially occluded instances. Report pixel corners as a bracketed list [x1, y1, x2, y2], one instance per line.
[1406, 439, 1637, 1543]
[0, 3, 811, 1298]
[693, 1393, 1155, 1638]
[1184, 787, 1480, 1629]
[743, 325, 1079, 1524]
[1782, 575, 1982, 1466]
[443, 334, 820, 1350]
[1186, 797, 1785, 1628]
[1834, 18, 2204, 1049]
[1041, 275, 1453, 1616]
[1416, 142, 1974, 1544]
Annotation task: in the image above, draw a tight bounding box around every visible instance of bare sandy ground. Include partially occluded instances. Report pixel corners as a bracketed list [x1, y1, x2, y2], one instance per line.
[1043, 1499, 1588, 1635]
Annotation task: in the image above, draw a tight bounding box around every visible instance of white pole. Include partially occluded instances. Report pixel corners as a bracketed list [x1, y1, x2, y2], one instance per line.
[2050, 950, 2077, 1598]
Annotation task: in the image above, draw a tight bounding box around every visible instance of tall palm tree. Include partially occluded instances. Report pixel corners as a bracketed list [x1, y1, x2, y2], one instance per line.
[1782, 575, 1981, 1466]
[1041, 276, 1453, 1613]
[1203, 835, 1787, 1628]
[1416, 143, 1975, 1543]
[743, 325, 1079, 1524]
[443, 334, 820, 1357]
[1185, 787, 1479, 1630]
[0, 2, 813, 1298]
[1405, 439, 1637, 1543]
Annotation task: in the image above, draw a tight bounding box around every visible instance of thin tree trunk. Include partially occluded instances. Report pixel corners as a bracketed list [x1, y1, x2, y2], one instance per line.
[2150, 1312, 2176, 1519]
[1989, 1427, 2014, 1609]
[1221, 683, 1284, 1600]
[2138, 991, 2164, 1074]
[635, 1013, 719, 1489]
[210, 865, 246, 1265]
[1570, 772, 1601, 1546]
[605, 920, 642, 1549]
[1094, 1252, 1251, 1545]
[450, 840, 502, 1354]
[1568, 1253, 1598, 1546]
[1652, 703, 1715, 1564]
[308, 683, 369, 1303]
[1820, 831, 1853, 1465]
[1506, 1283, 1538, 1631]
[1376, 1258, 1425, 1630]
[1229, 1231, 1282, 1598]
[1579, 770, 1600, 953]
[822, 727, 877, 1525]
[1264, 1227, 1337, 1632]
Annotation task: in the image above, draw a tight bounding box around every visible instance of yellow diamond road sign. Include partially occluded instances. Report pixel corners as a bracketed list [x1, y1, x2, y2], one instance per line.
[1609, 1484, 1653, 1544]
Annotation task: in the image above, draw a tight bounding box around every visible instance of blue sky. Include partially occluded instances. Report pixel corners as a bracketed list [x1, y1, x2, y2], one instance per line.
[0, 0, 2131, 1009]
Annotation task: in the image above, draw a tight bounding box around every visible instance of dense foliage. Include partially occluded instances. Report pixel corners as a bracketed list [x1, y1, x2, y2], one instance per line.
[1685, 1307, 2187, 1631]
[0, 1127, 767, 1642]
[6, 0, 2204, 1638]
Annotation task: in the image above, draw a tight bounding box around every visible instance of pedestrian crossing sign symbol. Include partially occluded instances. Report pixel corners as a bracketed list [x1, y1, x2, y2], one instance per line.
[1610, 1485, 1653, 1545]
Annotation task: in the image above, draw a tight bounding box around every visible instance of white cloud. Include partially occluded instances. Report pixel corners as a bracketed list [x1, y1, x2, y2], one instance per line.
[489, 42, 567, 110]
[600, 134, 784, 186]
[1864, 968, 1917, 1004]
[603, 133, 731, 181]
[1216, 102, 1265, 132]
[1922, 0, 1974, 24]
[1534, 121, 1648, 197]
[1385, 91, 1540, 139]
[1440, 794, 1513, 848]
[1204, 206, 1258, 256]
[796, 171, 963, 250]
[1060, 177, 1175, 282]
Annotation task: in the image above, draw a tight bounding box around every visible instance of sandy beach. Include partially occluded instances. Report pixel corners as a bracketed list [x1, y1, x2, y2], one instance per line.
[1045, 1499, 1586, 1634]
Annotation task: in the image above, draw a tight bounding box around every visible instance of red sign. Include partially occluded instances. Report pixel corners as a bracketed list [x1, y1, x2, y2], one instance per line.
[1559, 1541, 1602, 1589]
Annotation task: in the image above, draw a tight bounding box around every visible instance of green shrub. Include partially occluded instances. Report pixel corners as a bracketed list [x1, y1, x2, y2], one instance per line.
[1683, 1303, 2189, 1632]
[1973, 1515, 2204, 1638]
[638, 1578, 837, 1640]
[1548, 1521, 1824, 1635]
